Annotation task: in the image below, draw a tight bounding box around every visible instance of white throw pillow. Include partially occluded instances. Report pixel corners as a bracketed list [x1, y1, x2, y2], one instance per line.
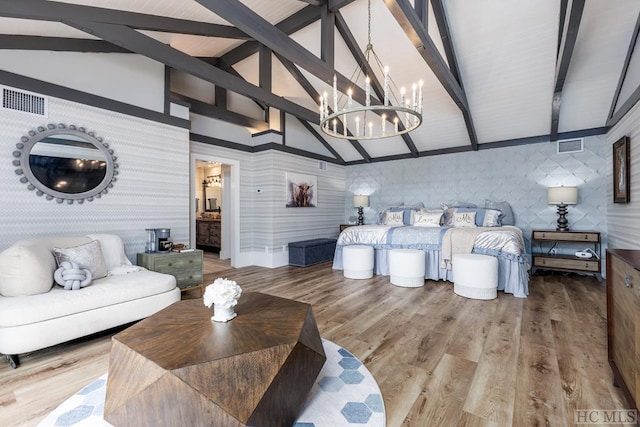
[413, 211, 442, 227]
[52, 240, 108, 279]
[87, 234, 132, 269]
[383, 211, 404, 226]
[453, 211, 477, 228]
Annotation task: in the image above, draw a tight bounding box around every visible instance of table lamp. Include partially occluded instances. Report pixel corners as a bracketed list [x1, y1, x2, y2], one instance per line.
[547, 186, 578, 231]
[353, 195, 369, 225]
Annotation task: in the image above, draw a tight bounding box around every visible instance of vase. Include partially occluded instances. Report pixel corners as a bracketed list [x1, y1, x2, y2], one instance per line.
[212, 303, 237, 322]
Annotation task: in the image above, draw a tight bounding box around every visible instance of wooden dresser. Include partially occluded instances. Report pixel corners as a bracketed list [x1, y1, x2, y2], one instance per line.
[196, 219, 221, 251]
[606, 249, 640, 413]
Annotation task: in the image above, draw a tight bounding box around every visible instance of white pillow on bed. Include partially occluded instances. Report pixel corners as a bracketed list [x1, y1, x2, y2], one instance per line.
[413, 211, 442, 227]
[383, 211, 404, 226]
[453, 211, 476, 227]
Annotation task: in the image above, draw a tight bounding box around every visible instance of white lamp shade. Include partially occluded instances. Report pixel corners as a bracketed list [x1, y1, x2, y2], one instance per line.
[353, 195, 369, 207]
[547, 186, 578, 205]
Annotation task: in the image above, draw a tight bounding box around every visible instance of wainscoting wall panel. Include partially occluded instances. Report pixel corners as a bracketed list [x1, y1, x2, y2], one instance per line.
[0, 91, 190, 261]
[607, 100, 640, 249]
[345, 135, 608, 253]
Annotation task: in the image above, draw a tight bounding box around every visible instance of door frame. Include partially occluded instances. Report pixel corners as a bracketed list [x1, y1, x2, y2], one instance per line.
[190, 153, 240, 268]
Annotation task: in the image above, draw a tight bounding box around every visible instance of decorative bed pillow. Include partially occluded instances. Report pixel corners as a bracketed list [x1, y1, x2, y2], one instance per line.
[413, 210, 443, 227]
[453, 211, 476, 227]
[484, 200, 515, 226]
[445, 207, 502, 227]
[377, 203, 424, 225]
[52, 240, 108, 280]
[383, 210, 405, 226]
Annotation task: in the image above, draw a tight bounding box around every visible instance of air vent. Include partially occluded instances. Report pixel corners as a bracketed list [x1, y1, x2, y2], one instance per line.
[1, 86, 48, 117]
[318, 160, 327, 171]
[557, 138, 583, 154]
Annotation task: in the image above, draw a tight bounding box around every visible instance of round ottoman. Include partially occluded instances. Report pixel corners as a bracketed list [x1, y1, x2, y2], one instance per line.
[452, 254, 498, 300]
[343, 245, 374, 279]
[389, 249, 425, 287]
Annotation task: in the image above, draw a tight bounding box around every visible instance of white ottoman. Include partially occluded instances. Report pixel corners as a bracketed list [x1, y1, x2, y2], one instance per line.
[389, 249, 426, 287]
[452, 254, 498, 300]
[343, 245, 374, 279]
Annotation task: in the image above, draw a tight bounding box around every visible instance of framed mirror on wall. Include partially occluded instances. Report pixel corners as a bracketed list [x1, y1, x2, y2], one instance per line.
[203, 175, 222, 212]
[12, 123, 118, 204]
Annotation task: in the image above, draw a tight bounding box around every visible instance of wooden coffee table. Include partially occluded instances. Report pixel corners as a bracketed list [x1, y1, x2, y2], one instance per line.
[104, 292, 326, 427]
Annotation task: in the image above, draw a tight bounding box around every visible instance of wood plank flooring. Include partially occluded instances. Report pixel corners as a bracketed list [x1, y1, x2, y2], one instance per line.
[0, 262, 628, 427]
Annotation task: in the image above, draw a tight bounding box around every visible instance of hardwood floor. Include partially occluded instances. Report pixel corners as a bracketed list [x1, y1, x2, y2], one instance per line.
[0, 262, 627, 426]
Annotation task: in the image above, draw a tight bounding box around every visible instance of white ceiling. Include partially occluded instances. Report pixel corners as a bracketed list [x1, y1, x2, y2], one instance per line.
[1, 0, 639, 164]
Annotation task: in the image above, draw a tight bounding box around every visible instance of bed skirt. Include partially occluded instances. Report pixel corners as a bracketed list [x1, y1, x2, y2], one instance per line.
[332, 246, 529, 298]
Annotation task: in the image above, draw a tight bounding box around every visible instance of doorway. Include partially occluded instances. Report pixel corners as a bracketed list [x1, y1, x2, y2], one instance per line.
[190, 154, 240, 268]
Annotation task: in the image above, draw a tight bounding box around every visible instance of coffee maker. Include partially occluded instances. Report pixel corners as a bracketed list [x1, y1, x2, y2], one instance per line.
[145, 228, 172, 253]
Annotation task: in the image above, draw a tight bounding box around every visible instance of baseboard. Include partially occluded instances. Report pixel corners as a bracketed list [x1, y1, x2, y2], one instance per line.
[235, 250, 289, 269]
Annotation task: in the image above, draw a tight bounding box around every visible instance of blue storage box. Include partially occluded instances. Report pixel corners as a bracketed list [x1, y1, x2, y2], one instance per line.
[288, 238, 337, 266]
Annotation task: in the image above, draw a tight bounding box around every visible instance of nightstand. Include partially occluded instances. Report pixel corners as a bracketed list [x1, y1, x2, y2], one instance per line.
[531, 230, 601, 276]
[137, 250, 204, 294]
[340, 224, 357, 232]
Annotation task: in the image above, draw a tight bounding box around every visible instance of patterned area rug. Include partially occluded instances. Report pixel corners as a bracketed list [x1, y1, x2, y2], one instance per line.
[38, 339, 385, 427]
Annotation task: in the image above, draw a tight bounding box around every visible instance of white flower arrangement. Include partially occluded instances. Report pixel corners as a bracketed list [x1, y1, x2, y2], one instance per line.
[203, 278, 242, 309]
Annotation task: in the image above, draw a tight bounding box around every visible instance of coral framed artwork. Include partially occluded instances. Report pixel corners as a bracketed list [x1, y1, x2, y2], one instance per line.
[285, 173, 317, 207]
[613, 136, 630, 204]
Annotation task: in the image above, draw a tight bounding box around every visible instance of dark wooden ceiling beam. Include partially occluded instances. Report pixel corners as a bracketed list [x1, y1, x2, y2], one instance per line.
[63, 20, 318, 123]
[196, 0, 380, 110]
[0, 34, 130, 52]
[297, 0, 326, 6]
[384, 0, 478, 150]
[335, 11, 418, 157]
[259, 44, 272, 123]
[296, 118, 346, 163]
[551, 0, 585, 142]
[172, 93, 269, 131]
[607, 10, 640, 122]
[328, 0, 357, 12]
[274, 52, 372, 162]
[414, 0, 428, 27]
[430, 0, 461, 83]
[321, 5, 335, 67]
[219, 5, 320, 69]
[0, 0, 249, 39]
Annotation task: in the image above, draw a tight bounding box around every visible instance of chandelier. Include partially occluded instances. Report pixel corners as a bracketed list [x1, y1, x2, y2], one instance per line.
[204, 175, 221, 187]
[319, 0, 423, 140]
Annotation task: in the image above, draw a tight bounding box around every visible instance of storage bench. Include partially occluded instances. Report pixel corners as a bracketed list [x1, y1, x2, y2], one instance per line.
[288, 238, 337, 266]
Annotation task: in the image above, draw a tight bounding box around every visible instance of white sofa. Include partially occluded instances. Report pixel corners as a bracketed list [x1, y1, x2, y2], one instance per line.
[0, 234, 180, 368]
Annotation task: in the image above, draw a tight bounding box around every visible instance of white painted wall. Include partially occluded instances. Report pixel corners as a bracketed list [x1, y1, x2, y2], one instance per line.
[0, 90, 190, 262]
[0, 51, 165, 112]
[607, 100, 640, 249]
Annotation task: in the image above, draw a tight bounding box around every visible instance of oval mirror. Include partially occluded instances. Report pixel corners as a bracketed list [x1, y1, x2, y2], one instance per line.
[13, 124, 118, 204]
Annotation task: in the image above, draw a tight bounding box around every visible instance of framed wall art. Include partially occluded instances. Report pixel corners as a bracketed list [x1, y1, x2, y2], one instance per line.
[613, 136, 630, 204]
[285, 172, 317, 207]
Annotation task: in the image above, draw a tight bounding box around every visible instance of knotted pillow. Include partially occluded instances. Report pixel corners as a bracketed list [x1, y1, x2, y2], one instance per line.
[54, 261, 93, 290]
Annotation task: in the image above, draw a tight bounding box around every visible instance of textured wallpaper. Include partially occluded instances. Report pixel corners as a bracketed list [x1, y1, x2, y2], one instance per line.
[345, 135, 608, 252]
[0, 92, 190, 261]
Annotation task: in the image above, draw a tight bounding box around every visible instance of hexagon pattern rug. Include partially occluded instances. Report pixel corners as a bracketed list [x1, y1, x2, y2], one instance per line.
[38, 339, 385, 427]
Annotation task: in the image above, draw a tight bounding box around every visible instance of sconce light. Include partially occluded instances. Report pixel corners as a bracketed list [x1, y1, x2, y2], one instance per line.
[547, 186, 578, 231]
[353, 195, 369, 225]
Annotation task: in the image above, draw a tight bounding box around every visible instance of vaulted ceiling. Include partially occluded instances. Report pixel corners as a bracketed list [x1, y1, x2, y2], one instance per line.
[1, 0, 639, 165]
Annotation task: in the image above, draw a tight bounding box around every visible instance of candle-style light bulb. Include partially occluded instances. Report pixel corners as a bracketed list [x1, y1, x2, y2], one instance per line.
[394, 117, 399, 134]
[418, 80, 424, 114]
[355, 116, 360, 137]
[333, 75, 338, 112]
[368, 121, 373, 137]
[365, 76, 371, 107]
[381, 114, 387, 136]
[383, 66, 389, 106]
[412, 83, 417, 111]
[319, 96, 324, 121]
[332, 118, 337, 134]
[348, 88, 353, 109]
[323, 91, 329, 117]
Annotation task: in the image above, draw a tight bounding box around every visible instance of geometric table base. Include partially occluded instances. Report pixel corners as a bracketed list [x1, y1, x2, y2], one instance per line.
[104, 292, 326, 426]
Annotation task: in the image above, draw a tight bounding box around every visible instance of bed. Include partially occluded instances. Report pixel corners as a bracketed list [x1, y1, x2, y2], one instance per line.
[332, 219, 529, 298]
